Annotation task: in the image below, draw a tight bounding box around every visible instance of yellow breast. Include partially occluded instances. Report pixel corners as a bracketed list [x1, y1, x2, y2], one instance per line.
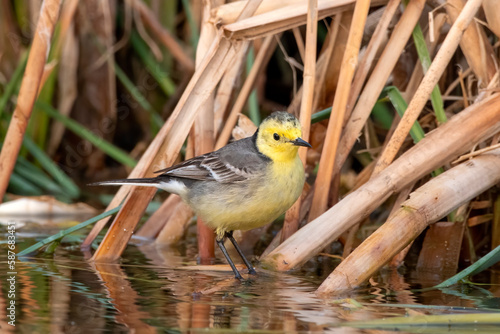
[190, 156, 305, 238]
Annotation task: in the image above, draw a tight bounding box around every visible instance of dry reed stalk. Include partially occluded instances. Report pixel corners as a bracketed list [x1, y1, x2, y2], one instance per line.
[446, 0, 496, 86]
[37, 62, 57, 96]
[443, 67, 473, 97]
[213, 49, 247, 135]
[135, 194, 181, 238]
[459, 69, 470, 108]
[453, 142, 500, 164]
[288, 13, 342, 116]
[146, 138, 195, 243]
[416, 220, 466, 272]
[346, 0, 400, 117]
[281, 0, 317, 242]
[19, 267, 40, 321]
[333, 0, 425, 178]
[493, 195, 500, 249]
[132, 0, 195, 72]
[0, 0, 61, 203]
[93, 263, 156, 332]
[372, 0, 484, 175]
[236, 0, 264, 20]
[213, 0, 270, 148]
[49, 267, 70, 331]
[90, 33, 242, 262]
[292, 27, 305, 63]
[308, 0, 371, 221]
[261, 93, 500, 271]
[223, 0, 388, 40]
[47, 0, 79, 155]
[403, 13, 447, 101]
[483, 0, 500, 38]
[317, 148, 500, 295]
[194, 0, 218, 263]
[311, 14, 342, 111]
[212, 0, 303, 25]
[215, 35, 275, 149]
[82, 100, 186, 248]
[387, 183, 415, 267]
[318, 11, 354, 110]
[297, 0, 316, 159]
[351, 160, 375, 191]
[82, 190, 133, 249]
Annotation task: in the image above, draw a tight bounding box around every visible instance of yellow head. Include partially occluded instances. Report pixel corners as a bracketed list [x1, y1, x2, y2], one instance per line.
[255, 112, 311, 162]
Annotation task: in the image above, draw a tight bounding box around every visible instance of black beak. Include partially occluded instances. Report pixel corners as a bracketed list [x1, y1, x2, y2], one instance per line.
[292, 137, 312, 148]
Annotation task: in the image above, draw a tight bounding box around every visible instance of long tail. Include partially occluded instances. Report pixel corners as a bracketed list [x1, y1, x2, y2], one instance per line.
[88, 177, 161, 188]
[89, 177, 187, 195]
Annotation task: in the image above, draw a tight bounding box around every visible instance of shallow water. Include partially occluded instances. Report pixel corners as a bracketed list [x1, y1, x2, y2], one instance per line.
[1, 224, 500, 333]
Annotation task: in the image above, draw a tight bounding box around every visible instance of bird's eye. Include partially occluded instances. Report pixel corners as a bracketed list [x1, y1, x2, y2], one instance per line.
[273, 133, 280, 141]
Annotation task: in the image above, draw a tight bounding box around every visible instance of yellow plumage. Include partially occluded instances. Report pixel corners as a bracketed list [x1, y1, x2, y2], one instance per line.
[189, 115, 306, 238]
[91, 111, 310, 279]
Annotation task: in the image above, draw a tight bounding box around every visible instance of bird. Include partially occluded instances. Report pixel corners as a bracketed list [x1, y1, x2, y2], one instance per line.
[91, 111, 311, 279]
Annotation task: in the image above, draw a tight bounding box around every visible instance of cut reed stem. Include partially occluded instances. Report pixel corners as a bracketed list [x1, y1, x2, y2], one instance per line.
[308, 0, 371, 221]
[0, 0, 61, 203]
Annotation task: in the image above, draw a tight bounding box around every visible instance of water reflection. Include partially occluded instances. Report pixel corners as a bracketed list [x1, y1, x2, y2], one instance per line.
[1, 236, 500, 332]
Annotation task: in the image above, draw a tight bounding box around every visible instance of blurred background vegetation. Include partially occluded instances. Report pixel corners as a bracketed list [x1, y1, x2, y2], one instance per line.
[0, 0, 312, 206]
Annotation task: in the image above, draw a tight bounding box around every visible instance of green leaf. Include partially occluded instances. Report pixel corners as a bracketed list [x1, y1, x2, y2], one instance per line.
[410, 8, 446, 124]
[114, 62, 163, 131]
[435, 244, 500, 288]
[17, 205, 122, 257]
[311, 107, 332, 123]
[130, 31, 176, 97]
[383, 86, 425, 143]
[7, 172, 44, 196]
[0, 51, 28, 119]
[14, 157, 65, 195]
[35, 100, 137, 168]
[22, 136, 81, 199]
[246, 48, 260, 125]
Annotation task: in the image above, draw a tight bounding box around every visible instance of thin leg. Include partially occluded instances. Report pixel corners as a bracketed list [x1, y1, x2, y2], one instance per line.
[226, 231, 257, 275]
[216, 236, 242, 280]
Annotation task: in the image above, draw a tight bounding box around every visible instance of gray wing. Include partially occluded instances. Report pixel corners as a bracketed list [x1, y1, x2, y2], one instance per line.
[154, 136, 269, 183]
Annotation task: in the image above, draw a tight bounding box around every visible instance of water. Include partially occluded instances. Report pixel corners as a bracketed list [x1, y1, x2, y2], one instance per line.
[1, 223, 500, 333]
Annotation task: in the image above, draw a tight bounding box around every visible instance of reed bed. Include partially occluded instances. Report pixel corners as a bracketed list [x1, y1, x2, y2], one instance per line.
[2, 0, 500, 296]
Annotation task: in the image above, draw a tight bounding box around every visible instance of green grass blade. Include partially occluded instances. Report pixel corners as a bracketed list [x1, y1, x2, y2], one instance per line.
[114, 63, 163, 130]
[35, 100, 137, 168]
[246, 48, 260, 125]
[384, 86, 425, 143]
[7, 172, 44, 196]
[181, 0, 199, 50]
[130, 31, 176, 97]
[22, 136, 81, 199]
[0, 51, 28, 119]
[29, 68, 57, 149]
[383, 86, 444, 178]
[17, 205, 122, 256]
[411, 15, 446, 124]
[310, 103, 392, 126]
[311, 107, 332, 123]
[372, 100, 393, 130]
[435, 244, 500, 288]
[14, 158, 65, 195]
